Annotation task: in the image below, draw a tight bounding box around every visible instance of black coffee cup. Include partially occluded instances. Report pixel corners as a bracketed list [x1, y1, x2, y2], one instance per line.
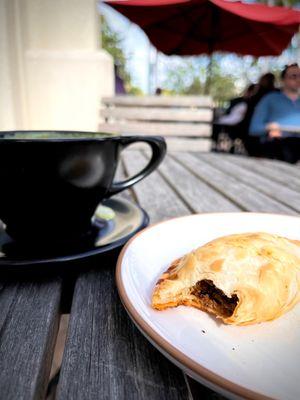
[0, 131, 166, 244]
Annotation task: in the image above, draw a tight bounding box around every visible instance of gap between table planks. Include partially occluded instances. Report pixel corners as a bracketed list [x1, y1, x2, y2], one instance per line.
[0, 278, 62, 400]
[57, 151, 229, 400]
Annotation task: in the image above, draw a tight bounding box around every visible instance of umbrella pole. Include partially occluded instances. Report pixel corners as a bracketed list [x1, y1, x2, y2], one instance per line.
[297, 27, 300, 65]
[148, 39, 152, 94]
[205, 54, 213, 95]
[205, 7, 218, 95]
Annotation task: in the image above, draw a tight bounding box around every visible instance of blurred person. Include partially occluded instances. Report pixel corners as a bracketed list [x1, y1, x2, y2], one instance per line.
[155, 87, 162, 95]
[245, 73, 277, 123]
[254, 72, 276, 100]
[218, 84, 257, 126]
[242, 72, 277, 156]
[249, 64, 300, 163]
[114, 64, 126, 95]
[211, 84, 257, 151]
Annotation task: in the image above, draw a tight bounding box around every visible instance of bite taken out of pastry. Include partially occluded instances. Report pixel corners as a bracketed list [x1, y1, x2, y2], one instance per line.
[152, 232, 300, 325]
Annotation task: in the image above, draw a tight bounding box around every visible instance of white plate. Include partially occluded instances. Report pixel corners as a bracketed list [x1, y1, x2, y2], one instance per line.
[116, 213, 300, 400]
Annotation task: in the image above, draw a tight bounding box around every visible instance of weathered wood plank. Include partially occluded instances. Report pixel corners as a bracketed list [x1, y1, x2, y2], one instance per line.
[187, 376, 226, 400]
[0, 278, 61, 400]
[125, 151, 241, 398]
[123, 151, 228, 399]
[122, 151, 239, 398]
[98, 121, 211, 137]
[102, 95, 213, 108]
[113, 156, 134, 203]
[122, 151, 190, 223]
[165, 138, 211, 152]
[260, 157, 300, 181]
[173, 153, 296, 214]
[57, 268, 191, 400]
[118, 138, 211, 153]
[101, 107, 213, 122]
[220, 154, 300, 193]
[198, 153, 300, 213]
[57, 151, 224, 400]
[159, 155, 239, 213]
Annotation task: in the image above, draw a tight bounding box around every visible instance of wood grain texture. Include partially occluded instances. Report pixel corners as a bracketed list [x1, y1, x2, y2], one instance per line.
[198, 153, 300, 213]
[164, 138, 211, 152]
[159, 155, 239, 213]
[223, 154, 300, 193]
[57, 151, 300, 400]
[102, 95, 213, 108]
[123, 151, 234, 399]
[98, 121, 211, 137]
[260, 157, 300, 180]
[0, 278, 61, 400]
[173, 153, 296, 214]
[122, 151, 190, 223]
[113, 156, 134, 203]
[117, 138, 212, 153]
[101, 107, 213, 122]
[57, 151, 236, 400]
[56, 158, 192, 400]
[56, 268, 190, 400]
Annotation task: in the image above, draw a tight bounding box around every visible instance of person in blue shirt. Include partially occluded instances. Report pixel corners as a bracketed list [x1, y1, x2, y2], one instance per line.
[249, 63, 300, 163]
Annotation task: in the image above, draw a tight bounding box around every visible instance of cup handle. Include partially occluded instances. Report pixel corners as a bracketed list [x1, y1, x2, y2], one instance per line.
[105, 136, 166, 197]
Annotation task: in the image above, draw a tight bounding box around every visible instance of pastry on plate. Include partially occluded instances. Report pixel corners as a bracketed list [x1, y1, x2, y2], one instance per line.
[152, 232, 300, 325]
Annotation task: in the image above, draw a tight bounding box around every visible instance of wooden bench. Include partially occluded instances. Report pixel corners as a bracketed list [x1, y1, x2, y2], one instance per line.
[98, 96, 214, 151]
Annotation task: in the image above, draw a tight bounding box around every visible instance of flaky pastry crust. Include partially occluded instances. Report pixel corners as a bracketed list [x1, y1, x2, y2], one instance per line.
[152, 233, 300, 325]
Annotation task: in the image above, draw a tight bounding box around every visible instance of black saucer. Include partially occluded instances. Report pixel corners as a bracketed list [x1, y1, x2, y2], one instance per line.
[0, 198, 149, 268]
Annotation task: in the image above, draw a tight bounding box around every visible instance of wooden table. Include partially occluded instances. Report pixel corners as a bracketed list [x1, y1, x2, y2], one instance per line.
[1, 152, 300, 400]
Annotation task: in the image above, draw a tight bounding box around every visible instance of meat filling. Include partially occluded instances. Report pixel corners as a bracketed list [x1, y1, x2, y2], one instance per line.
[191, 279, 238, 318]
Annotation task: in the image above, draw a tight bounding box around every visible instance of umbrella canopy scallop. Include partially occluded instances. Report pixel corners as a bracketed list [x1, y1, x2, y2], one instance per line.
[106, 0, 300, 56]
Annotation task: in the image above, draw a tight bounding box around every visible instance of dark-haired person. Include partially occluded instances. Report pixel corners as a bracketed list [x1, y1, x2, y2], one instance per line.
[242, 72, 277, 156]
[249, 64, 300, 163]
[211, 84, 257, 152]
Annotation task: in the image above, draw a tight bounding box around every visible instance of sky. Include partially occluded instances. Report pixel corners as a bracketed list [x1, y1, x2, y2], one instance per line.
[99, 1, 300, 94]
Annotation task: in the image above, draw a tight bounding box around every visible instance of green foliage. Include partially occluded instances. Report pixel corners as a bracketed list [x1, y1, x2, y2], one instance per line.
[207, 74, 237, 103]
[184, 77, 203, 94]
[164, 62, 197, 93]
[257, 0, 298, 6]
[101, 15, 143, 95]
[101, 16, 129, 84]
[128, 86, 144, 95]
[163, 57, 237, 103]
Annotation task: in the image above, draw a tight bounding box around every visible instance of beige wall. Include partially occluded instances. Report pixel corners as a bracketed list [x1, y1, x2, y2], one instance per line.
[0, 1, 15, 130]
[24, 0, 99, 51]
[26, 49, 113, 130]
[0, 0, 114, 131]
[0, 0, 25, 130]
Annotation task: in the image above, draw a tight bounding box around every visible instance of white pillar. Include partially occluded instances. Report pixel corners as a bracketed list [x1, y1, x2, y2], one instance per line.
[0, 0, 114, 131]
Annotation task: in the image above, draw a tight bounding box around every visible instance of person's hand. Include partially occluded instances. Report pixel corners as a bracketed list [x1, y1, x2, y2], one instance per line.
[269, 129, 282, 138]
[266, 122, 282, 138]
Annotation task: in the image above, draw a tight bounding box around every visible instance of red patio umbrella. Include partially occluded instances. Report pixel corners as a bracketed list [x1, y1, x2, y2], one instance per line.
[105, 0, 300, 56]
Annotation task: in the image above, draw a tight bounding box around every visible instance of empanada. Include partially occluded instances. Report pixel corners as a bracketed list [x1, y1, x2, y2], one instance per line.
[152, 233, 300, 325]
